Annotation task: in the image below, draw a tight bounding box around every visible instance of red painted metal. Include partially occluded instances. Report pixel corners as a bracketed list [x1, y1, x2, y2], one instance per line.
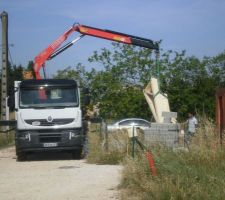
[33, 23, 158, 79]
[216, 88, 225, 144]
[77, 25, 132, 44]
[33, 25, 78, 79]
[146, 151, 157, 176]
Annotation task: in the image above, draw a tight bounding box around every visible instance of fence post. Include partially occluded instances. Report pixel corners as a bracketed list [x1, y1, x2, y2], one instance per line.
[101, 120, 108, 152]
[132, 125, 135, 158]
[105, 121, 108, 152]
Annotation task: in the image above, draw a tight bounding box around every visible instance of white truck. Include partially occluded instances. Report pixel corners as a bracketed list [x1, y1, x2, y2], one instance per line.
[0, 22, 159, 161]
[14, 79, 85, 160]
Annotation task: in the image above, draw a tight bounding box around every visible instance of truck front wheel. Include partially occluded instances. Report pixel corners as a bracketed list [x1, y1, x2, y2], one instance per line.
[72, 149, 82, 159]
[16, 149, 27, 161]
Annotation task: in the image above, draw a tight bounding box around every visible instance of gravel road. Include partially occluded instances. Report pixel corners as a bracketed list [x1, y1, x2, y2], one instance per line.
[0, 147, 122, 200]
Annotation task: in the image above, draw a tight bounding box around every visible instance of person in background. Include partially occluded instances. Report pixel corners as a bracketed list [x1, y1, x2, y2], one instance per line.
[185, 112, 198, 145]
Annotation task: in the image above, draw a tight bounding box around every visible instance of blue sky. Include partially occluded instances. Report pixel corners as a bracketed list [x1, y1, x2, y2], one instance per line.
[1, 0, 225, 77]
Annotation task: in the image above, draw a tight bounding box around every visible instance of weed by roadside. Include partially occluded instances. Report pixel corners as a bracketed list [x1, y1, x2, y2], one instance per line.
[86, 128, 129, 165]
[120, 118, 225, 200]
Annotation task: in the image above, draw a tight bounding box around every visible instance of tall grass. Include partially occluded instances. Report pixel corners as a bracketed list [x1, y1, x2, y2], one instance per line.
[86, 124, 131, 165]
[120, 118, 225, 200]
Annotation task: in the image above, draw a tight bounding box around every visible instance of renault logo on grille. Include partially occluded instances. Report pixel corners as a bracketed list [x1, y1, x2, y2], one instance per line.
[47, 116, 53, 122]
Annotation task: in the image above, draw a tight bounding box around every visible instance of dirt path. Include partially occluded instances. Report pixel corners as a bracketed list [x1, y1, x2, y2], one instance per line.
[0, 147, 122, 200]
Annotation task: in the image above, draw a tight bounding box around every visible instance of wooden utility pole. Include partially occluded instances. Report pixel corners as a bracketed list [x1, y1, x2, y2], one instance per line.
[1, 11, 8, 131]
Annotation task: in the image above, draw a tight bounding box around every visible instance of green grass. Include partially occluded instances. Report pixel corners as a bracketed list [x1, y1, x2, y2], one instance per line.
[119, 118, 225, 200]
[86, 120, 225, 199]
[86, 124, 130, 165]
[86, 132, 122, 164]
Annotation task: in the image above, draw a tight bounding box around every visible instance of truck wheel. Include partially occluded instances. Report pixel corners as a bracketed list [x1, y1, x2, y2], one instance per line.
[16, 152, 27, 162]
[16, 148, 27, 161]
[83, 138, 88, 158]
[72, 149, 82, 159]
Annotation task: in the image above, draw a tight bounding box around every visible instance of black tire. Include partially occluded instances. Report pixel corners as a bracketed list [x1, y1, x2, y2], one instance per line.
[16, 152, 27, 162]
[72, 149, 82, 159]
[83, 138, 88, 158]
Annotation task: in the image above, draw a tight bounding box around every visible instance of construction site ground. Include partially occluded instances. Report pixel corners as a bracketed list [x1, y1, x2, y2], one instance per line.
[0, 146, 121, 200]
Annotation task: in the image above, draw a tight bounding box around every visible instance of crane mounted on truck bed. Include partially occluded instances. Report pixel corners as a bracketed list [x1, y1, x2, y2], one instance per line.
[33, 23, 159, 79]
[33, 22, 174, 123]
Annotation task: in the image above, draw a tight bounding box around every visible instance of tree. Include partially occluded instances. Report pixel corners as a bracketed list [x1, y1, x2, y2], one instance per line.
[54, 63, 88, 87]
[160, 51, 225, 119]
[54, 43, 225, 121]
[26, 61, 35, 78]
[54, 44, 155, 120]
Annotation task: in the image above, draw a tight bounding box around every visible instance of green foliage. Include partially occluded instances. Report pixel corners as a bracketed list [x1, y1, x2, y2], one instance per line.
[121, 149, 225, 200]
[87, 44, 156, 119]
[54, 63, 87, 87]
[0, 61, 39, 113]
[160, 51, 225, 119]
[1, 44, 225, 120]
[26, 60, 35, 78]
[54, 44, 225, 121]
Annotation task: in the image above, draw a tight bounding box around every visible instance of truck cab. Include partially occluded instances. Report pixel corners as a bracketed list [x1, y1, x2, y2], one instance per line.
[14, 79, 84, 161]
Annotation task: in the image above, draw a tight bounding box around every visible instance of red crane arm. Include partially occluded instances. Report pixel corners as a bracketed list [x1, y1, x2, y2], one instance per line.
[34, 25, 78, 79]
[33, 23, 159, 79]
[77, 25, 158, 49]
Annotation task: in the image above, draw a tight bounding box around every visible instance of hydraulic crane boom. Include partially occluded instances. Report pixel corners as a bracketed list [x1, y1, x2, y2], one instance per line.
[34, 23, 159, 79]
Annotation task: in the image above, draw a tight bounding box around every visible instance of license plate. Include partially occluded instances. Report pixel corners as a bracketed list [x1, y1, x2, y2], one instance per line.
[43, 143, 58, 147]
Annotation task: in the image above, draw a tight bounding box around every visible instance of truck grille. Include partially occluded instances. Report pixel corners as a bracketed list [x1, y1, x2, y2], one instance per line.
[25, 118, 74, 126]
[39, 134, 61, 143]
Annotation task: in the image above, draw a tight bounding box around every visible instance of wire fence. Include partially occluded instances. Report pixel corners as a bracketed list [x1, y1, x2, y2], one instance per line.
[89, 120, 182, 159]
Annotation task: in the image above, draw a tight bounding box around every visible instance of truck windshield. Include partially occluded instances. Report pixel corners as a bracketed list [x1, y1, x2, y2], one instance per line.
[20, 87, 79, 108]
